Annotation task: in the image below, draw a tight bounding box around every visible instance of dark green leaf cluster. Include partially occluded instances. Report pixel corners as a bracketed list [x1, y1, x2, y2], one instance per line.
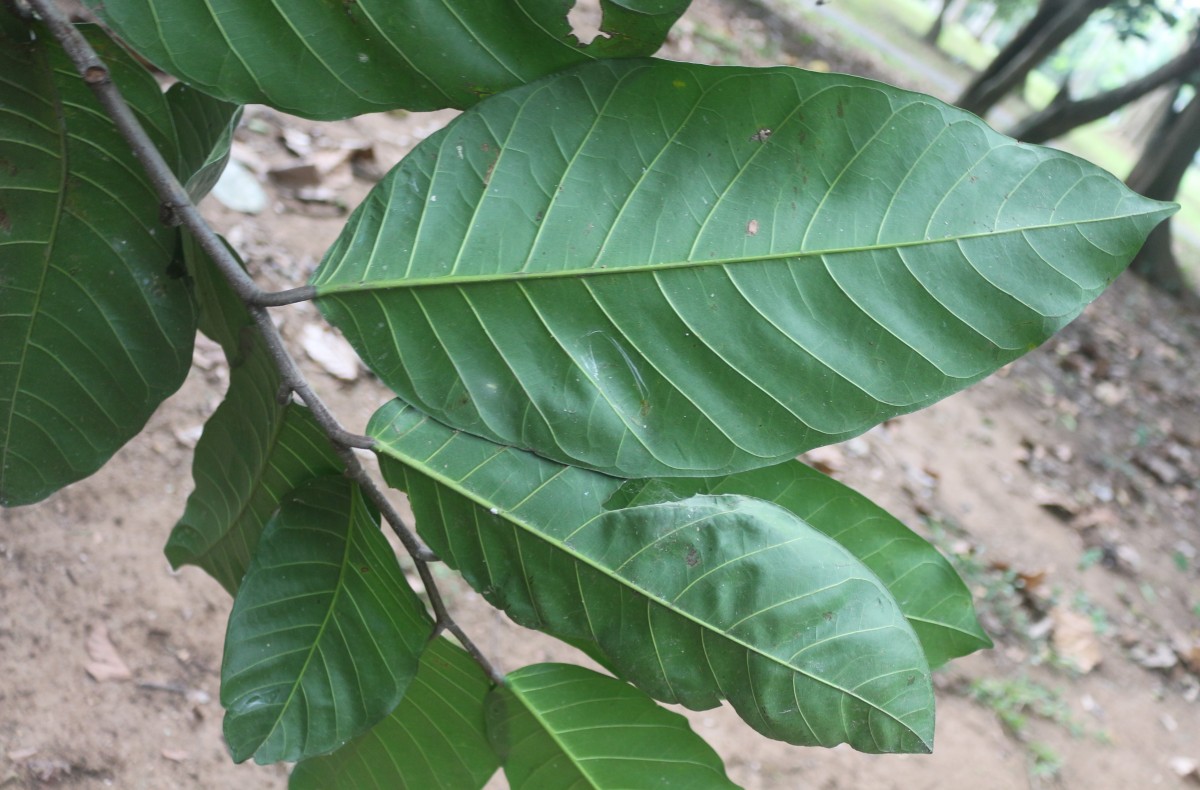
[0, 1, 1174, 786]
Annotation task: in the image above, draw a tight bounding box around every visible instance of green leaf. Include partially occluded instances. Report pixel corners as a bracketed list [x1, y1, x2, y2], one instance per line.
[370, 400, 934, 754]
[0, 20, 195, 507]
[607, 462, 992, 667]
[167, 244, 343, 592]
[222, 475, 434, 764]
[314, 59, 1175, 480]
[487, 663, 738, 789]
[83, 0, 689, 120]
[165, 83, 240, 202]
[185, 232, 248, 360]
[165, 344, 343, 593]
[290, 637, 499, 790]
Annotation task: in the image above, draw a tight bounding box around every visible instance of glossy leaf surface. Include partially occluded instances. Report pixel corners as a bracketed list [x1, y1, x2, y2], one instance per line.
[0, 20, 195, 506]
[222, 476, 434, 764]
[290, 637, 498, 790]
[83, 0, 690, 120]
[316, 59, 1174, 479]
[607, 462, 992, 667]
[371, 400, 934, 753]
[488, 663, 737, 789]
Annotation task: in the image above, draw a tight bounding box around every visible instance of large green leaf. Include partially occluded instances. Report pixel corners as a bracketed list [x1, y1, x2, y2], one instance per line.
[222, 475, 434, 764]
[83, 0, 690, 120]
[290, 637, 498, 790]
[0, 20, 195, 507]
[606, 462, 992, 667]
[314, 59, 1174, 480]
[166, 245, 343, 593]
[487, 663, 738, 789]
[370, 400, 934, 754]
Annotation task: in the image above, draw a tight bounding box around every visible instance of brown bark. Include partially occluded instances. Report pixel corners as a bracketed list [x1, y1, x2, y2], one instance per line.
[956, 0, 1108, 117]
[1008, 37, 1200, 143]
[924, 0, 955, 45]
[1127, 90, 1200, 296]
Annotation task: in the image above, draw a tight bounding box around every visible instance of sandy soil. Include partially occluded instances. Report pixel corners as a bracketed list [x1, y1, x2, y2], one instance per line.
[3, 2, 1198, 788]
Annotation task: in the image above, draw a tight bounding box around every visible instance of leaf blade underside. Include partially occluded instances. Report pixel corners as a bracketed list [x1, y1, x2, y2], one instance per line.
[221, 475, 434, 764]
[607, 462, 993, 667]
[370, 399, 934, 754]
[289, 637, 499, 790]
[314, 59, 1174, 480]
[83, 0, 690, 119]
[488, 663, 738, 789]
[0, 20, 196, 506]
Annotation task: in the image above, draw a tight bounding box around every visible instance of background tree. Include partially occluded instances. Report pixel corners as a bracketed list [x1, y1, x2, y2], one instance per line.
[925, 0, 960, 45]
[1125, 81, 1200, 295]
[950, 0, 1194, 295]
[1006, 26, 1200, 142]
[956, 0, 1107, 115]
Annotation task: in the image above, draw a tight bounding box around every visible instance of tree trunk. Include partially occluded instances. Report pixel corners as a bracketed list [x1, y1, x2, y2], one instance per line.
[956, 0, 1107, 118]
[1126, 89, 1200, 296]
[924, 0, 955, 45]
[1008, 36, 1200, 143]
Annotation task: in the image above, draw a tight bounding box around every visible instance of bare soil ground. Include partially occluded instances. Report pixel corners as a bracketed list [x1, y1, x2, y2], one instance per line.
[3, 2, 1198, 788]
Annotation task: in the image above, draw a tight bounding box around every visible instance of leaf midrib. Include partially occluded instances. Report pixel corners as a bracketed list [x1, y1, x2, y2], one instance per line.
[507, 677, 600, 790]
[376, 433, 929, 744]
[248, 485, 361, 758]
[315, 211, 1166, 294]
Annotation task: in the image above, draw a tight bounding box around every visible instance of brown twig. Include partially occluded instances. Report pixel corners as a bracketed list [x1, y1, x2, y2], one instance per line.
[26, 0, 504, 686]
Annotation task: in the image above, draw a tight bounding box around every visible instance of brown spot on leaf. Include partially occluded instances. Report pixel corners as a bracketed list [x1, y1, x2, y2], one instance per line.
[0, 206, 10, 234]
[685, 546, 700, 567]
[836, 100, 844, 118]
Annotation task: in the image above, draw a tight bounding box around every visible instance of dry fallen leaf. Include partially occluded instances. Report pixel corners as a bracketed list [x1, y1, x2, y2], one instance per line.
[1130, 641, 1178, 671]
[279, 127, 313, 156]
[268, 162, 321, 189]
[1094, 381, 1127, 406]
[1169, 756, 1199, 782]
[802, 446, 845, 475]
[1069, 506, 1119, 532]
[1173, 636, 1200, 675]
[300, 323, 359, 382]
[173, 424, 204, 449]
[27, 758, 72, 783]
[1050, 606, 1102, 674]
[1032, 484, 1079, 520]
[85, 623, 132, 682]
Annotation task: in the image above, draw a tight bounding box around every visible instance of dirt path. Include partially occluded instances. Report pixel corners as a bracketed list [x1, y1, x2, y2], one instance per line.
[3, 2, 1198, 788]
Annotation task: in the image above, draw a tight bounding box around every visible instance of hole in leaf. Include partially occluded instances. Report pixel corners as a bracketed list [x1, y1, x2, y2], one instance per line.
[568, 0, 606, 46]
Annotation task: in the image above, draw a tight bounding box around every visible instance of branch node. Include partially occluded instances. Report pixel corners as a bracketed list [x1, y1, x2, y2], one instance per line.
[158, 202, 183, 228]
[83, 65, 108, 84]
